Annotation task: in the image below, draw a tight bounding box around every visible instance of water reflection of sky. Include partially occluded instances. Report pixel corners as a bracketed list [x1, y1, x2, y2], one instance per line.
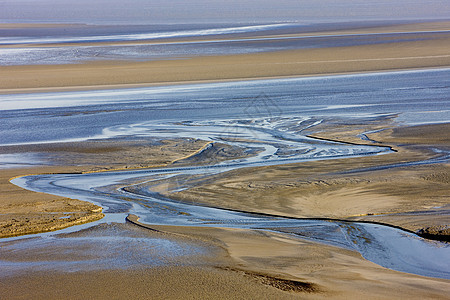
[1, 28, 444, 65]
[0, 223, 207, 277]
[1, 68, 449, 147]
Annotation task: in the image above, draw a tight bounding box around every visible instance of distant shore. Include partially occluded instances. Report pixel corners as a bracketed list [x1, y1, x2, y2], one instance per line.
[1, 19, 449, 299]
[1, 20, 450, 91]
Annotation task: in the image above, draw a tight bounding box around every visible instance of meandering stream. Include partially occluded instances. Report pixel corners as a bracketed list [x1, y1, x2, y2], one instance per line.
[2, 69, 450, 279]
[11, 117, 450, 279]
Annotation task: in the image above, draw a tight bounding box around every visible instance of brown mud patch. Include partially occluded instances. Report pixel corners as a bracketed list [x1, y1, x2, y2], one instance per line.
[0, 137, 244, 238]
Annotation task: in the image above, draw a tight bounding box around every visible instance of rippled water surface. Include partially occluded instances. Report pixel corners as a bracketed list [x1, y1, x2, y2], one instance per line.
[1, 69, 449, 279]
[1, 68, 449, 147]
[2, 24, 448, 65]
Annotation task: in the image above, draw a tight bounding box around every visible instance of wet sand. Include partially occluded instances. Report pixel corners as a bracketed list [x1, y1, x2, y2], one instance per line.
[1, 122, 448, 238]
[1, 21, 450, 91]
[0, 137, 239, 237]
[168, 121, 449, 238]
[1, 20, 449, 299]
[1, 122, 449, 298]
[0, 165, 104, 238]
[2, 40, 450, 91]
[1, 222, 449, 300]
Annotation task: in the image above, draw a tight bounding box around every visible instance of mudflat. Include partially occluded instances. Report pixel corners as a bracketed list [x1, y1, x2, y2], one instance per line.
[0, 138, 218, 238]
[1, 120, 449, 300]
[148, 121, 450, 238]
[1, 21, 450, 91]
[1, 20, 449, 299]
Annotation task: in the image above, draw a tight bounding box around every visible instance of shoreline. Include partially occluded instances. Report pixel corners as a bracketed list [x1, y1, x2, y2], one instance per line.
[2, 50, 449, 90]
[161, 121, 449, 238]
[0, 138, 215, 238]
[2, 121, 448, 240]
[1, 19, 449, 298]
[2, 19, 450, 91]
[1, 116, 448, 300]
[1, 66, 450, 95]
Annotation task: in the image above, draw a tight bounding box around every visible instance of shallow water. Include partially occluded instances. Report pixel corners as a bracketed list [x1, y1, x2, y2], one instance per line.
[2, 0, 450, 283]
[2, 25, 448, 65]
[8, 114, 450, 279]
[1, 68, 450, 148]
[1, 0, 448, 25]
[0, 222, 207, 276]
[2, 69, 450, 279]
[10, 154, 450, 279]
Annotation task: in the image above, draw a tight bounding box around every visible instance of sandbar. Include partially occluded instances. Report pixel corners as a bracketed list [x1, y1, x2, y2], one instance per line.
[1, 20, 449, 299]
[1, 21, 450, 92]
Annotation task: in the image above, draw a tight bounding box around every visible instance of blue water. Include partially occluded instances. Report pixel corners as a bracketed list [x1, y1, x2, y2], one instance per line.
[9, 156, 450, 279]
[1, 67, 449, 279]
[1, 68, 449, 146]
[1, 0, 448, 25]
[1, 21, 449, 66]
[1, 0, 450, 283]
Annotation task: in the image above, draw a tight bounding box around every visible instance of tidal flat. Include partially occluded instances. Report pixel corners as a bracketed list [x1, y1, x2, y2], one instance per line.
[1, 19, 449, 299]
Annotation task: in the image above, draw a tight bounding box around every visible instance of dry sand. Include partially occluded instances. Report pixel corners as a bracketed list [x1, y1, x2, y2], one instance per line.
[153, 225, 450, 300]
[1, 121, 449, 299]
[0, 138, 237, 238]
[2, 39, 450, 91]
[1, 21, 450, 91]
[1, 20, 449, 299]
[165, 121, 450, 237]
[0, 166, 104, 238]
[0, 136, 254, 238]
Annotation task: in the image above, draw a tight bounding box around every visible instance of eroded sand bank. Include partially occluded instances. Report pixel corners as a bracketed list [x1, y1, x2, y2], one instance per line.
[166, 122, 449, 237]
[1, 118, 449, 299]
[1, 221, 448, 299]
[0, 138, 233, 237]
[1, 20, 449, 299]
